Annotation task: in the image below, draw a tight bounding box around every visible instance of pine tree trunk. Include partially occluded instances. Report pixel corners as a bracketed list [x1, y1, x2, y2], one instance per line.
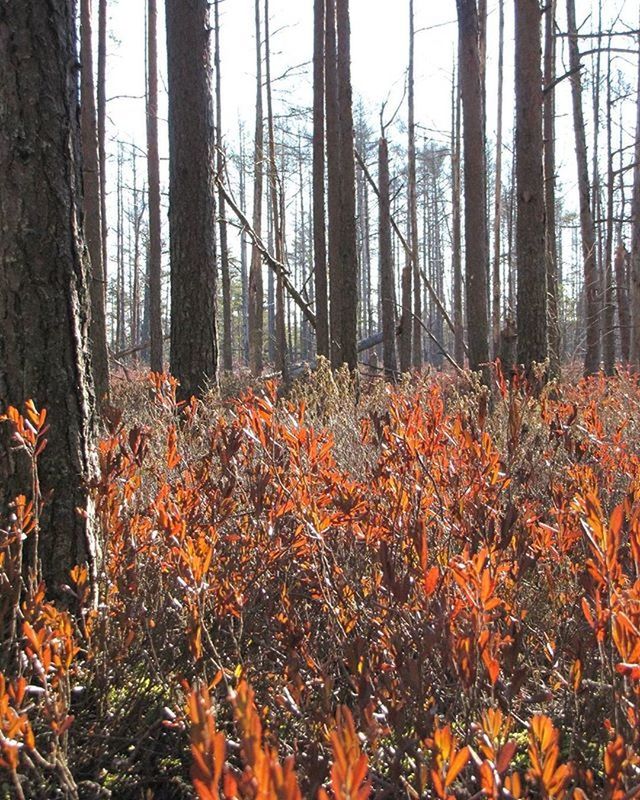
[544, 0, 561, 376]
[146, 0, 164, 373]
[566, 0, 600, 375]
[248, 0, 265, 375]
[313, 0, 330, 359]
[602, 47, 615, 375]
[98, 0, 108, 272]
[456, 0, 489, 377]
[378, 137, 398, 379]
[491, 0, 504, 359]
[166, 0, 218, 397]
[408, 0, 422, 369]
[515, 0, 547, 372]
[81, 0, 110, 404]
[0, 0, 99, 592]
[214, 0, 233, 373]
[452, 65, 465, 367]
[630, 30, 640, 368]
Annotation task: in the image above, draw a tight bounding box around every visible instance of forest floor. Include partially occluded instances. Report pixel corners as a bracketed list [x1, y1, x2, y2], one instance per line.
[3, 361, 640, 799]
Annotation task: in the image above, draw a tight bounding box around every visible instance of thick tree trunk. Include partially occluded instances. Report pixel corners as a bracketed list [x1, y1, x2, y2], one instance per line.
[214, 0, 233, 373]
[544, 0, 561, 376]
[515, 0, 547, 371]
[166, 0, 218, 398]
[378, 137, 398, 379]
[566, 0, 600, 375]
[98, 0, 108, 272]
[456, 0, 489, 377]
[452, 66, 465, 367]
[146, 0, 163, 373]
[630, 32, 640, 368]
[408, 0, 422, 369]
[0, 0, 98, 592]
[492, 0, 504, 359]
[248, 0, 265, 375]
[81, 0, 110, 404]
[313, 0, 330, 359]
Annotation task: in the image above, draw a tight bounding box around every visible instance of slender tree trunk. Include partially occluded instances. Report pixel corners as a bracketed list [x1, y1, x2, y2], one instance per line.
[492, 0, 504, 359]
[515, 0, 547, 372]
[239, 123, 249, 365]
[408, 0, 422, 369]
[616, 244, 631, 363]
[249, 0, 265, 375]
[146, 0, 163, 373]
[378, 136, 398, 379]
[313, 0, 330, 359]
[326, 0, 342, 366]
[566, 0, 600, 375]
[544, 0, 561, 376]
[81, 0, 110, 404]
[166, 0, 218, 398]
[456, 0, 489, 377]
[452, 65, 465, 367]
[0, 0, 98, 593]
[631, 28, 640, 368]
[602, 46, 615, 375]
[214, 0, 233, 373]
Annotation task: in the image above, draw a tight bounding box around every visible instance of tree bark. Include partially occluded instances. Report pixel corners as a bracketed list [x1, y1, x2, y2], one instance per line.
[98, 0, 108, 272]
[630, 29, 640, 368]
[146, 0, 163, 373]
[566, 0, 600, 375]
[456, 0, 489, 377]
[378, 137, 398, 379]
[515, 0, 548, 372]
[166, 0, 218, 398]
[248, 0, 265, 375]
[452, 64, 465, 367]
[408, 0, 422, 369]
[602, 46, 615, 375]
[492, 0, 504, 359]
[0, 0, 99, 592]
[313, 0, 330, 359]
[80, 0, 110, 404]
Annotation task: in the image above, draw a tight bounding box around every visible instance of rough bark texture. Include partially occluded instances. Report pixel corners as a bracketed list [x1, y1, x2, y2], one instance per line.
[515, 0, 548, 371]
[97, 0, 108, 271]
[214, 0, 233, 373]
[408, 0, 422, 368]
[602, 49, 615, 375]
[0, 0, 99, 591]
[631, 33, 640, 368]
[166, 0, 218, 397]
[566, 0, 600, 375]
[456, 0, 489, 377]
[80, 0, 110, 404]
[492, 0, 504, 359]
[313, 0, 330, 359]
[543, 0, 561, 376]
[378, 137, 398, 379]
[335, 0, 358, 371]
[248, 0, 265, 376]
[452, 66, 465, 367]
[147, 0, 163, 374]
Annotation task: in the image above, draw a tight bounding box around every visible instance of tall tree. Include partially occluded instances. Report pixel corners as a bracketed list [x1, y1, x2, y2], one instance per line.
[631, 28, 640, 367]
[451, 63, 465, 367]
[543, 0, 561, 376]
[313, 0, 330, 359]
[491, 0, 504, 359]
[602, 46, 615, 375]
[515, 0, 547, 371]
[335, 0, 358, 371]
[248, 0, 265, 375]
[166, 0, 218, 397]
[80, 0, 110, 403]
[456, 0, 489, 376]
[98, 0, 108, 271]
[378, 135, 398, 379]
[566, 0, 600, 375]
[0, 0, 98, 591]
[408, 0, 423, 368]
[214, 0, 233, 373]
[146, 0, 163, 373]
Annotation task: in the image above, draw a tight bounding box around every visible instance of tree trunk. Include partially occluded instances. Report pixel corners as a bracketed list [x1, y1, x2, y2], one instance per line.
[456, 0, 489, 377]
[408, 0, 422, 369]
[214, 0, 233, 373]
[378, 136, 398, 379]
[515, 0, 547, 372]
[544, 0, 561, 376]
[166, 0, 218, 398]
[146, 0, 163, 373]
[602, 46, 615, 375]
[313, 0, 330, 359]
[248, 0, 265, 375]
[326, 0, 342, 366]
[566, 0, 600, 375]
[631, 30, 640, 368]
[492, 0, 504, 359]
[452, 64, 465, 367]
[80, 0, 110, 404]
[98, 0, 108, 272]
[0, 0, 98, 592]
